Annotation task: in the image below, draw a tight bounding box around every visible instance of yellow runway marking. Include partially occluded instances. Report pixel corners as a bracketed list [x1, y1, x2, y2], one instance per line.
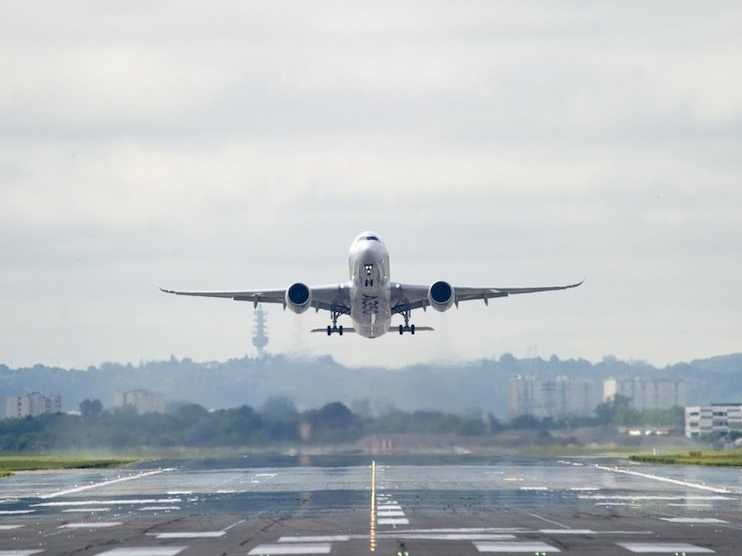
[370, 460, 376, 552]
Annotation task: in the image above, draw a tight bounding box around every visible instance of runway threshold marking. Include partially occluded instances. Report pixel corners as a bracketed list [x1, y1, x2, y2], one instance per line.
[369, 460, 376, 552]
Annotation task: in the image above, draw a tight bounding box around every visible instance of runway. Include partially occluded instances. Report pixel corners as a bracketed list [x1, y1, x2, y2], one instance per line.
[0, 455, 741, 555]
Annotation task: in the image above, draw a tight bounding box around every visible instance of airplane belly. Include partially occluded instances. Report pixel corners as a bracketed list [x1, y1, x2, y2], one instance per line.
[351, 291, 391, 338]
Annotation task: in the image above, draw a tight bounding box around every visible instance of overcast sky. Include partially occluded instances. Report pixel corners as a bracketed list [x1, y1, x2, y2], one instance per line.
[1, 2, 740, 369]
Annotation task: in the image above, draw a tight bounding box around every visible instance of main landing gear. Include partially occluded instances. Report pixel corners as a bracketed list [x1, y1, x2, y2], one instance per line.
[326, 310, 344, 336]
[398, 310, 416, 335]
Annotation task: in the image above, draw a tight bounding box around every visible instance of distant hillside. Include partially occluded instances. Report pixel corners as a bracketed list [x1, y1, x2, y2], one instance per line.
[0, 353, 739, 417]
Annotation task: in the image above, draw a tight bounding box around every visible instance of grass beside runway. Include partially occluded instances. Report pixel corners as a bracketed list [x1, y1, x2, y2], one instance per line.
[0, 455, 137, 477]
[630, 450, 742, 467]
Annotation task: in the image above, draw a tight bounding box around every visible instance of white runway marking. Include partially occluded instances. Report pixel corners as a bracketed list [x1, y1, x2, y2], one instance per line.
[525, 512, 570, 529]
[377, 510, 405, 517]
[618, 542, 714, 553]
[667, 503, 712, 508]
[377, 504, 402, 510]
[94, 549, 187, 556]
[40, 468, 174, 499]
[393, 528, 527, 533]
[661, 517, 728, 524]
[0, 510, 34, 515]
[62, 508, 111, 513]
[520, 486, 549, 491]
[33, 498, 181, 507]
[139, 506, 180, 511]
[0, 551, 44, 556]
[248, 543, 331, 555]
[0, 525, 24, 530]
[378, 518, 409, 525]
[475, 541, 561, 552]
[166, 491, 191, 495]
[539, 529, 594, 535]
[569, 487, 600, 491]
[595, 464, 731, 494]
[386, 533, 517, 541]
[60, 522, 122, 528]
[583, 495, 733, 501]
[155, 531, 225, 539]
[278, 536, 350, 542]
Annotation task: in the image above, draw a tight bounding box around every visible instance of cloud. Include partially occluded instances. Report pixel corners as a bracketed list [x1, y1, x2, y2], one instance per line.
[0, 1, 740, 369]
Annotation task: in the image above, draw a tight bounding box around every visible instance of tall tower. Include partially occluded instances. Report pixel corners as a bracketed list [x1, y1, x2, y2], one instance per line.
[252, 307, 269, 358]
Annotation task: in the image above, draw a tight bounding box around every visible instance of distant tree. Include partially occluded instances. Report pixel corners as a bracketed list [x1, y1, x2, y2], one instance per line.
[510, 414, 542, 429]
[260, 396, 298, 421]
[79, 399, 103, 418]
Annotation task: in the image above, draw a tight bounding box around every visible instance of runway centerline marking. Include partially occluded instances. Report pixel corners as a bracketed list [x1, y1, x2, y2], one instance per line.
[369, 460, 376, 552]
[595, 464, 731, 494]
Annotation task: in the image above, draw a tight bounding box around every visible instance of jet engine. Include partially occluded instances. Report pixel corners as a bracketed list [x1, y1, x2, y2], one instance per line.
[428, 280, 455, 312]
[286, 282, 312, 313]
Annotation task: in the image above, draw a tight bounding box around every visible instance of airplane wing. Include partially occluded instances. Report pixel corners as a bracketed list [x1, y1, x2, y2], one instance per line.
[160, 284, 351, 314]
[390, 280, 583, 314]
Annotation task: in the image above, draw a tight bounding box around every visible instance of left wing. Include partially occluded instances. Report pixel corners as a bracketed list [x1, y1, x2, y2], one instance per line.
[160, 284, 351, 314]
[390, 280, 583, 314]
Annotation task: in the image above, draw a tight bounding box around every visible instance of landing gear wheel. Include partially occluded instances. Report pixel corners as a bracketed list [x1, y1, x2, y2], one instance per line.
[399, 324, 404, 335]
[410, 324, 416, 335]
[327, 325, 332, 336]
[338, 325, 344, 336]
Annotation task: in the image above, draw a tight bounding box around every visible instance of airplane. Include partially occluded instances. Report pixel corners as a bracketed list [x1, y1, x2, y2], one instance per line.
[161, 231, 582, 338]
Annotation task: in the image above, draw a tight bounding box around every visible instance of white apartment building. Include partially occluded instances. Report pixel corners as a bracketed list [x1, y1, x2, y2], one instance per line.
[4, 392, 62, 418]
[603, 377, 687, 410]
[685, 404, 742, 439]
[113, 389, 165, 414]
[508, 376, 599, 419]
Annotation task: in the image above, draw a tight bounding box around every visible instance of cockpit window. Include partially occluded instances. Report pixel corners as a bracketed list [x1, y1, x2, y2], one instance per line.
[365, 235, 379, 241]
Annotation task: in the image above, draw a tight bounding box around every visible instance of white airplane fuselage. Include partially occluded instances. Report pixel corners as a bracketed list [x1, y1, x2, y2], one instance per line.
[347, 232, 393, 338]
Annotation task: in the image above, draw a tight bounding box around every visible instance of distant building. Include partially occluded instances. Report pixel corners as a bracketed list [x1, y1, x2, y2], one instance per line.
[4, 392, 62, 418]
[685, 404, 742, 439]
[603, 377, 686, 410]
[113, 389, 165, 414]
[508, 376, 599, 419]
[252, 307, 269, 357]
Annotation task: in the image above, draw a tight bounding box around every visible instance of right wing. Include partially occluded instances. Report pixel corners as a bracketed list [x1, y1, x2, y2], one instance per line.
[160, 284, 351, 314]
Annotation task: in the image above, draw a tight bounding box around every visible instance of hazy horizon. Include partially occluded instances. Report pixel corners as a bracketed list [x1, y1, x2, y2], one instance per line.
[2, 2, 740, 369]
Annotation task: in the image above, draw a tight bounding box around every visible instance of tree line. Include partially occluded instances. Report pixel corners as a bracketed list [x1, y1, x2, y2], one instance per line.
[0, 394, 684, 452]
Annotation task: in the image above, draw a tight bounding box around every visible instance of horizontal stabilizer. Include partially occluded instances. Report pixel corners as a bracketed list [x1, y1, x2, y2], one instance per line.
[310, 328, 357, 333]
[389, 326, 435, 332]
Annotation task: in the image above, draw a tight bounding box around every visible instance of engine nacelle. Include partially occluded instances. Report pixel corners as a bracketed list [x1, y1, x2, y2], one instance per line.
[286, 282, 312, 313]
[428, 280, 455, 312]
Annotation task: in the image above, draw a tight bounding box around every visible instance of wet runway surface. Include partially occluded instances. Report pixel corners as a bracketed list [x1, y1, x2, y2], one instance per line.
[1, 455, 741, 554]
